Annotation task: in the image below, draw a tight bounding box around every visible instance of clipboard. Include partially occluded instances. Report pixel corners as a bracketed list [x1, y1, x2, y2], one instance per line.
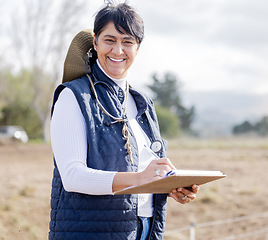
[114, 170, 226, 195]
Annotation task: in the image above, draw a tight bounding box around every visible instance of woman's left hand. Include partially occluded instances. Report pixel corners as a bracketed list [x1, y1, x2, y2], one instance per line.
[168, 185, 200, 204]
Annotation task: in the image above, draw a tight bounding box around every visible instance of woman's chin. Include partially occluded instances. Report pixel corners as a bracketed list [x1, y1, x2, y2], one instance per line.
[108, 70, 126, 79]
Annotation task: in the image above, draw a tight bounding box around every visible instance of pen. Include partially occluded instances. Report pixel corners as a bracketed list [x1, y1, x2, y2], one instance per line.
[144, 145, 176, 177]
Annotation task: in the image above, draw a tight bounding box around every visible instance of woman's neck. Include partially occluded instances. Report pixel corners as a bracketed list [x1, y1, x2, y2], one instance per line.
[96, 59, 127, 91]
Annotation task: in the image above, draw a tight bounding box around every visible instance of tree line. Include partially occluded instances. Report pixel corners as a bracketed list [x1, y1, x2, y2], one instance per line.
[0, 66, 195, 140]
[232, 116, 268, 136]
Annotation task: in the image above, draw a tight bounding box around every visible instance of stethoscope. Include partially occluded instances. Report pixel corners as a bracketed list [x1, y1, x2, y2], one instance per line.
[87, 73, 163, 155]
[87, 73, 129, 124]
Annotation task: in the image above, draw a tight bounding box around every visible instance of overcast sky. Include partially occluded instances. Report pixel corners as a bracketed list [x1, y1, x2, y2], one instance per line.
[2, 0, 268, 96]
[126, 0, 268, 95]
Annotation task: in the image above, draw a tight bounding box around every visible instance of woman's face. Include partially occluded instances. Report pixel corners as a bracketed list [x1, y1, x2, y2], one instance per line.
[93, 22, 139, 79]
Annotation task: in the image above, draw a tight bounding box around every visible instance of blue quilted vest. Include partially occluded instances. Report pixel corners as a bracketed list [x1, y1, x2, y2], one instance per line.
[49, 64, 168, 240]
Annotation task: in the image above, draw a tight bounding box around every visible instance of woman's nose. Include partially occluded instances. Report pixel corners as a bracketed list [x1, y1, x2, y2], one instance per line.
[112, 43, 124, 55]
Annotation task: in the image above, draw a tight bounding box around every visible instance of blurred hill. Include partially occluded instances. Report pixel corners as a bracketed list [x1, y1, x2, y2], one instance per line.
[183, 91, 268, 137]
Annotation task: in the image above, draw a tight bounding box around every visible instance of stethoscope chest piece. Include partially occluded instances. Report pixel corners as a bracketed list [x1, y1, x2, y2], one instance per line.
[150, 140, 162, 153]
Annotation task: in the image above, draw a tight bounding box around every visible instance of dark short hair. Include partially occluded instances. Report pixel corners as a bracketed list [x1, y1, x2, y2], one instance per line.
[94, 2, 144, 44]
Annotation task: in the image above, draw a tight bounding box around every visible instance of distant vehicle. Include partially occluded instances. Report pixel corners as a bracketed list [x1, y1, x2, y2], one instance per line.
[0, 126, 29, 143]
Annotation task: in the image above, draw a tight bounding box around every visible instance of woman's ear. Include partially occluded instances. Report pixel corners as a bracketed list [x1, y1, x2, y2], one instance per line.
[93, 34, 97, 51]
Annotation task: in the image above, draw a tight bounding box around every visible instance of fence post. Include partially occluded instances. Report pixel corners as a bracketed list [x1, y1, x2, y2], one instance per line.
[190, 222, 196, 240]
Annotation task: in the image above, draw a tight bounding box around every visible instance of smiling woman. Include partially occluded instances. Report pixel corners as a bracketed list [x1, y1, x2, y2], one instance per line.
[93, 22, 140, 79]
[49, 1, 199, 240]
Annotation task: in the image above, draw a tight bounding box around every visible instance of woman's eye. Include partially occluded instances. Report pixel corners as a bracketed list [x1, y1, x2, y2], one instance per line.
[123, 41, 135, 47]
[105, 39, 114, 44]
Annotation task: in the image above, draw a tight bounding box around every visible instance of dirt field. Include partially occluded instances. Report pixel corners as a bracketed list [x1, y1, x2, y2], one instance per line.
[0, 138, 268, 240]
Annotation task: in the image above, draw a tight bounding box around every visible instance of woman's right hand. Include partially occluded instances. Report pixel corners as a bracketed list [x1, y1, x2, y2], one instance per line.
[112, 158, 176, 192]
[136, 158, 176, 186]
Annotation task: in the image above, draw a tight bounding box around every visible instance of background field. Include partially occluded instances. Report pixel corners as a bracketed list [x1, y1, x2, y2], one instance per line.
[0, 138, 268, 240]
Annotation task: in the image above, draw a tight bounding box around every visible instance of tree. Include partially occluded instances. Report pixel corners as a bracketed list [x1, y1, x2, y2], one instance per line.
[255, 116, 268, 136]
[148, 72, 195, 131]
[6, 0, 90, 141]
[0, 69, 44, 139]
[232, 116, 268, 136]
[232, 121, 253, 135]
[154, 104, 180, 137]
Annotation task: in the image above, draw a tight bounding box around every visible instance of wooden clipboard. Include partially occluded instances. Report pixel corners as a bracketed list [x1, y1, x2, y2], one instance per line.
[114, 171, 226, 195]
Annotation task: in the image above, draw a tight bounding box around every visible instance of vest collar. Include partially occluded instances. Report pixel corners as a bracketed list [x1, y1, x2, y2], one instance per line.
[92, 63, 125, 104]
[129, 87, 148, 116]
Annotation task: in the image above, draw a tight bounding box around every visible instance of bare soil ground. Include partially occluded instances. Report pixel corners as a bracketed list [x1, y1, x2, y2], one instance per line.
[0, 138, 268, 240]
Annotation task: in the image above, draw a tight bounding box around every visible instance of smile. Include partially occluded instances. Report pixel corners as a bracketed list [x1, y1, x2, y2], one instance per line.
[108, 57, 125, 62]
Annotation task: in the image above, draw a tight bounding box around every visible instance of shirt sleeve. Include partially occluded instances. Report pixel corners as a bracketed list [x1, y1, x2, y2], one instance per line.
[50, 87, 116, 195]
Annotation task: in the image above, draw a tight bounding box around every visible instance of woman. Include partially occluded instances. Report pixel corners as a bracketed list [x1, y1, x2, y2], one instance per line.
[49, 2, 199, 240]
